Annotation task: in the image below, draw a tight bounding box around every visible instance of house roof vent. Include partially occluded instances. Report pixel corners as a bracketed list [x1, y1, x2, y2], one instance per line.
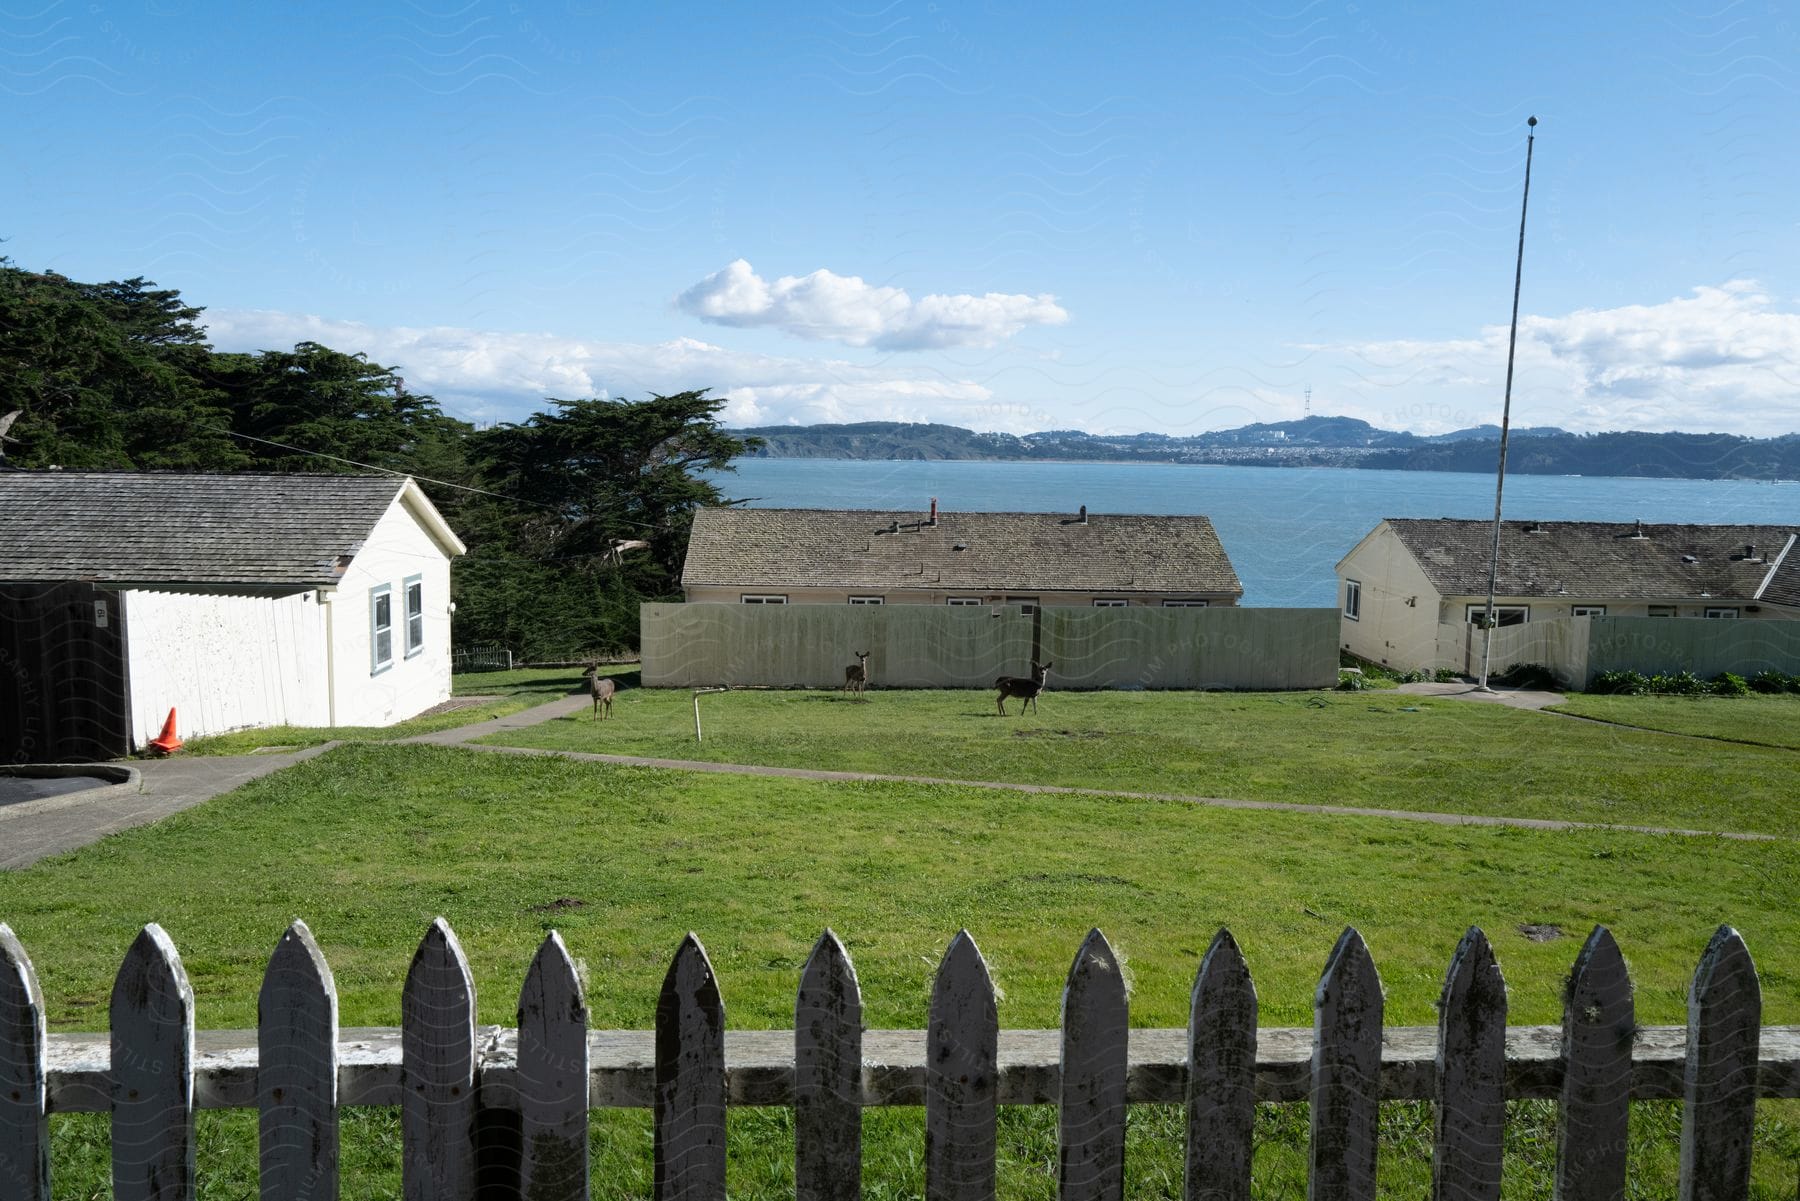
[1630, 519, 1648, 540]
[1682, 554, 1699, 564]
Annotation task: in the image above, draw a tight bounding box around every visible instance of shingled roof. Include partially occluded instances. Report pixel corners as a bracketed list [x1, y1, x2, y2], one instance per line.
[1382, 518, 1800, 603]
[0, 472, 459, 590]
[683, 507, 1242, 596]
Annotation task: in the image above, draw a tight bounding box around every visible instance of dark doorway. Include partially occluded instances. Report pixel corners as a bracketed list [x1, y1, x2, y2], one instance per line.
[0, 583, 131, 762]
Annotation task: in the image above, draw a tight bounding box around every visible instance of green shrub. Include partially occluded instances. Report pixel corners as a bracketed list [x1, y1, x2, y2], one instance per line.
[1647, 670, 1708, 696]
[1335, 670, 1370, 691]
[1590, 670, 1650, 696]
[1711, 672, 1751, 697]
[1432, 667, 1462, 683]
[1750, 670, 1800, 694]
[1495, 662, 1559, 690]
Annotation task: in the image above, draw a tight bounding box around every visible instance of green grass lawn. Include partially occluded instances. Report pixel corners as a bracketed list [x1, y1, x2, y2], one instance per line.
[178, 665, 615, 755]
[4, 743, 1799, 1197]
[1548, 692, 1800, 751]
[475, 685, 1800, 837]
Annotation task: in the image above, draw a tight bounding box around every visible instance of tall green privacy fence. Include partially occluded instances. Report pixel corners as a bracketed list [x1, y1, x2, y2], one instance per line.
[639, 604, 1339, 690]
[1, 919, 1792, 1200]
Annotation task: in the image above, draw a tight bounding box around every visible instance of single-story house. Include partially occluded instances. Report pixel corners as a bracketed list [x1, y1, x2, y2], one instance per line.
[1336, 518, 1799, 669]
[0, 472, 465, 762]
[681, 502, 1243, 608]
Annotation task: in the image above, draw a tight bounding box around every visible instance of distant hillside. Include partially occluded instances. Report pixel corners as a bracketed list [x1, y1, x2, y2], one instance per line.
[731, 419, 1800, 481]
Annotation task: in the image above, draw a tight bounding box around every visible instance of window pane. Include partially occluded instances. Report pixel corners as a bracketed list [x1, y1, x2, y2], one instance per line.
[376, 630, 392, 662]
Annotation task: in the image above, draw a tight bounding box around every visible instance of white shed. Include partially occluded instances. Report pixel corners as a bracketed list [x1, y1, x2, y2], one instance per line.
[0, 471, 466, 760]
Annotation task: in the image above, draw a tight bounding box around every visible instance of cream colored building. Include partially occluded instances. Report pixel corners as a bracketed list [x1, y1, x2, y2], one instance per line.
[1336, 518, 1799, 671]
[682, 503, 1242, 608]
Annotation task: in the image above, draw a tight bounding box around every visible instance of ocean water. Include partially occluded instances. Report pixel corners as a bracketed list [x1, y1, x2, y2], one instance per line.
[713, 459, 1799, 607]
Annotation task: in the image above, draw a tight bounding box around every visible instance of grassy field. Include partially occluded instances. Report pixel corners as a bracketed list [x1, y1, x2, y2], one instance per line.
[177, 664, 603, 755]
[1548, 692, 1800, 751]
[4, 741, 1798, 1197]
[475, 683, 1800, 836]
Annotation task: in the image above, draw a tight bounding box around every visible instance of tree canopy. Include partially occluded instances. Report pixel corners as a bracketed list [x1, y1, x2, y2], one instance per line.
[0, 259, 759, 656]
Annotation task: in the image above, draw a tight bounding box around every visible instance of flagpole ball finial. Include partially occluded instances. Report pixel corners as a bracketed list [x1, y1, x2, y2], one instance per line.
[1527, 115, 1537, 127]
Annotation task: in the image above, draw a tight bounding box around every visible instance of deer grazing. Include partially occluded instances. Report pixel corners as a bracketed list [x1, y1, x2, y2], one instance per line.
[582, 664, 616, 719]
[996, 660, 1052, 715]
[843, 650, 870, 694]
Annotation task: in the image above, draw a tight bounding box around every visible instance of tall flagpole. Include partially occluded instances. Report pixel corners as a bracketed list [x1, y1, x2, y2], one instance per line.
[1477, 116, 1538, 691]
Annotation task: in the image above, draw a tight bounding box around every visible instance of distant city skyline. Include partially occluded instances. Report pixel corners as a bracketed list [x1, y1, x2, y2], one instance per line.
[9, 3, 1798, 438]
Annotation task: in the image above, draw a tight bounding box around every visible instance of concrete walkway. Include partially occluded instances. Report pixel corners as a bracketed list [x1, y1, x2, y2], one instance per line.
[0, 745, 337, 870]
[1393, 681, 1567, 710]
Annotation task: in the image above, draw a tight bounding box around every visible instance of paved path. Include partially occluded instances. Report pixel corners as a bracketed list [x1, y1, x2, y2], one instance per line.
[2, 684, 1775, 870]
[1393, 681, 1567, 710]
[416, 693, 1774, 843]
[0, 745, 337, 870]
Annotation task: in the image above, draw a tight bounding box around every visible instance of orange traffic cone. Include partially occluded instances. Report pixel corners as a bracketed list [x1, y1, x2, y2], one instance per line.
[147, 708, 183, 755]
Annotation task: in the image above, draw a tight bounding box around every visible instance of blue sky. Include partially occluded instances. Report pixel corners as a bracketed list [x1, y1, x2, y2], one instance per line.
[8, 2, 1798, 436]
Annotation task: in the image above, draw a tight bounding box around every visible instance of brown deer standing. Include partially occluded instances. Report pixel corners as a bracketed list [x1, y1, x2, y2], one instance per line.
[582, 665, 616, 719]
[843, 650, 870, 695]
[996, 661, 1052, 715]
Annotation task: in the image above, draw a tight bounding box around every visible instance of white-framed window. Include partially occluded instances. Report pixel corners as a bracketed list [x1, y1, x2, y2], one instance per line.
[1705, 607, 1740, 619]
[404, 575, 425, 658]
[1648, 605, 1678, 618]
[1093, 599, 1128, 608]
[741, 594, 787, 604]
[370, 585, 394, 674]
[848, 595, 884, 605]
[1572, 605, 1606, 617]
[1005, 596, 1039, 615]
[1466, 604, 1528, 628]
[1163, 599, 1209, 608]
[946, 597, 981, 606]
[1343, 580, 1362, 621]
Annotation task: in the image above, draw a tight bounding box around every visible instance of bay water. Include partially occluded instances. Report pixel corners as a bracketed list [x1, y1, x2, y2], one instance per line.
[715, 459, 1798, 607]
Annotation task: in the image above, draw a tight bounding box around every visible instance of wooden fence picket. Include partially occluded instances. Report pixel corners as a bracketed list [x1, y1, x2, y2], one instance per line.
[401, 917, 478, 1201]
[1679, 926, 1760, 1201]
[654, 933, 727, 1201]
[518, 931, 590, 1201]
[925, 930, 998, 1201]
[795, 929, 862, 1201]
[1309, 927, 1382, 1201]
[1556, 926, 1633, 1201]
[111, 923, 196, 1201]
[257, 919, 339, 1201]
[1185, 928, 1256, 1201]
[1060, 928, 1128, 1201]
[13, 917, 1800, 1197]
[0, 924, 49, 1201]
[1432, 926, 1506, 1201]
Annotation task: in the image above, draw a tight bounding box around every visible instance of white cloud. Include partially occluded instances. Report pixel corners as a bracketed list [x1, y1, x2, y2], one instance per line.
[676, 259, 1069, 350]
[203, 308, 1015, 428]
[1329, 281, 1800, 436]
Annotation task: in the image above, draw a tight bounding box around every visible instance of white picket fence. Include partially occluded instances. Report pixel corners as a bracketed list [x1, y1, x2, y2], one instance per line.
[0, 919, 1791, 1200]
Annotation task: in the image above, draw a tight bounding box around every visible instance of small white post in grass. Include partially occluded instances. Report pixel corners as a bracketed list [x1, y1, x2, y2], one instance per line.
[692, 687, 728, 742]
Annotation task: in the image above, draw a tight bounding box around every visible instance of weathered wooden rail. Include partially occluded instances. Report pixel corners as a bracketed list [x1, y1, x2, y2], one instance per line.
[0, 919, 1787, 1200]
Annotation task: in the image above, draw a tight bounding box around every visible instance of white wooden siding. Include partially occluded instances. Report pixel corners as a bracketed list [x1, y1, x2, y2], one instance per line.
[122, 589, 330, 745]
[328, 493, 454, 728]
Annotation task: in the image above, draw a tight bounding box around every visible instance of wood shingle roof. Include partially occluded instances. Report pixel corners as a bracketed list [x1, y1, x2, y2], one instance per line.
[683, 507, 1242, 596]
[1385, 518, 1799, 603]
[0, 472, 421, 590]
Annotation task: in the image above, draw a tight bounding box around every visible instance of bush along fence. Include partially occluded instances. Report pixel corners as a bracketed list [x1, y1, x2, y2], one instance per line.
[1, 920, 1794, 1200]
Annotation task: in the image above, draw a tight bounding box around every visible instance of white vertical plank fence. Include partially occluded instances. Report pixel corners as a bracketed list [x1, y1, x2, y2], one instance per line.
[2, 920, 1798, 1199]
